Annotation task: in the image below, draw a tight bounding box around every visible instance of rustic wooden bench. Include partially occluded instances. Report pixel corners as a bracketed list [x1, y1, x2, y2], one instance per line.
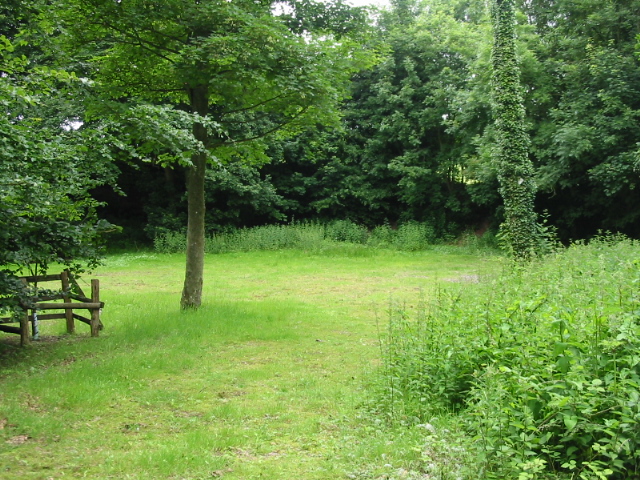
[0, 271, 104, 346]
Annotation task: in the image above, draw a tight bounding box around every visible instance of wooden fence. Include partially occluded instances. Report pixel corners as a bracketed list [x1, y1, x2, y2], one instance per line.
[0, 271, 104, 346]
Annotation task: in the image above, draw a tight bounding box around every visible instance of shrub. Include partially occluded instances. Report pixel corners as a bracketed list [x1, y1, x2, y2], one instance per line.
[368, 223, 395, 248]
[153, 221, 487, 255]
[153, 231, 187, 254]
[153, 223, 328, 254]
[325, 220, 368, 244]
[376, 235, 640, 479]
[392, 221, 436, 251]
[293, 223, 326, 250]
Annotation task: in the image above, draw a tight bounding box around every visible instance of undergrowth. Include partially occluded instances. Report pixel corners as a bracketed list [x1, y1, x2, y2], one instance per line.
[373, 235, 640, 479]
[153, 220, 498, 255]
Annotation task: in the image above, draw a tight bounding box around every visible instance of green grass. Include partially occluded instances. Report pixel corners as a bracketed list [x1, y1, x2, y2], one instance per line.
[0, 248, 494, 479]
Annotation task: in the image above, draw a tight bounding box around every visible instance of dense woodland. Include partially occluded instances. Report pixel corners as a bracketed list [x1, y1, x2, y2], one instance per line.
[96, 0, 640, 244]
[3, 0, 640, 252]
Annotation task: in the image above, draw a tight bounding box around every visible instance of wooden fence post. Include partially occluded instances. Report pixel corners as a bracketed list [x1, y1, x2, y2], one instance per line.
[90, 279, 100, 337]
[61, 271, 75, 334]
[19, 311, 30, 346]
[19, 278, 30, 346]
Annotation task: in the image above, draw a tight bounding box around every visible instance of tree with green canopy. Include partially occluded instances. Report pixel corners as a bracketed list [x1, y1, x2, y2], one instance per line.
[263, 0, 490, 233]
[52, 0, 375, 309]
[520, 0, 640, 239]
[0, 31, 116, 318]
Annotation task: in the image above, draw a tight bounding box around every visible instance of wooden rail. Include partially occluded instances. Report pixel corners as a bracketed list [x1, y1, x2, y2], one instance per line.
[0, 271, 104, 346]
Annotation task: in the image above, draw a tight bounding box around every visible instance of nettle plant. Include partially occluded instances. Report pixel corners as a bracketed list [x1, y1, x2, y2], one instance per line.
[378, 235, 640, 479]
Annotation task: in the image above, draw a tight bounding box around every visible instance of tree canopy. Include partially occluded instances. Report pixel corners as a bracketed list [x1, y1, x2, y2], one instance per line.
[0, 29, 116, 316]
[49, 0, 376, 308]
[3, 0, 640, 310]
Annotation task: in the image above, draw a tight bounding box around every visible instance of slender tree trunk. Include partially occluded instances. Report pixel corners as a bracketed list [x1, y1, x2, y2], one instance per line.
[491, 0, 537, 260]
[181, 85, 209, 309]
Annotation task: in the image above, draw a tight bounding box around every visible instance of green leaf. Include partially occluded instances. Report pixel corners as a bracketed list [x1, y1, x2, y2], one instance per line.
[563, 414, 578, 431]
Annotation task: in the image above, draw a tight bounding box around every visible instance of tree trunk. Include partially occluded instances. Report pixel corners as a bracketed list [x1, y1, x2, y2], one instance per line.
[181, 85, 209, 309]
[491, 0, 537, 260]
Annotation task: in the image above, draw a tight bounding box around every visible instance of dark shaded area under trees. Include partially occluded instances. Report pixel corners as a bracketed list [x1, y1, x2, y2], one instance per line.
[4, 0, 640, 262]
[93, 0, 640, 246]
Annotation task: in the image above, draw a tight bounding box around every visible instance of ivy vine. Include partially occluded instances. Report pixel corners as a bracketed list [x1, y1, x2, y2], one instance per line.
[491, 0, 538, 260]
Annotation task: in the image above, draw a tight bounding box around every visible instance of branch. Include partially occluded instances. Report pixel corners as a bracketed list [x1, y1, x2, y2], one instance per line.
[146, 25, 189, 46]
[84, 17, 182, 63]
[114, 37, 179, 65]
[209, 105, 312, 148]
[103, 79, 184, 94]
[220, 94, 287, 116]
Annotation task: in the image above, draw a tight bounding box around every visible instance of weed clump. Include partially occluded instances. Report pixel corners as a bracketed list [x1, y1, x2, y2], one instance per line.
[374, 235, 640, 479]
[153, 220, 481, 254]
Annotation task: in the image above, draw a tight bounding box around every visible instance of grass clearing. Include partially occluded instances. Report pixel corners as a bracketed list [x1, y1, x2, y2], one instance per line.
[0, 247, 495, 479]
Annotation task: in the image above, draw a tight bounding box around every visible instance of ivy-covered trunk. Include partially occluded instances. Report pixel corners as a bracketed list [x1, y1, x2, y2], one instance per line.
[181, 85, 209, 309]
[491, 0, 537, 260]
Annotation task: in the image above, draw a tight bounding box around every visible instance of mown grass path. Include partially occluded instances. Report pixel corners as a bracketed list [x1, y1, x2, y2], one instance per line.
[0, 249, 495, 479]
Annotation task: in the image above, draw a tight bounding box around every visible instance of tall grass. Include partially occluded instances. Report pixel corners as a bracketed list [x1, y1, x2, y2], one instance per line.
[153, 220, 488, 255]
[374, 235, 640, 479]
[154, 223, 327, 253]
